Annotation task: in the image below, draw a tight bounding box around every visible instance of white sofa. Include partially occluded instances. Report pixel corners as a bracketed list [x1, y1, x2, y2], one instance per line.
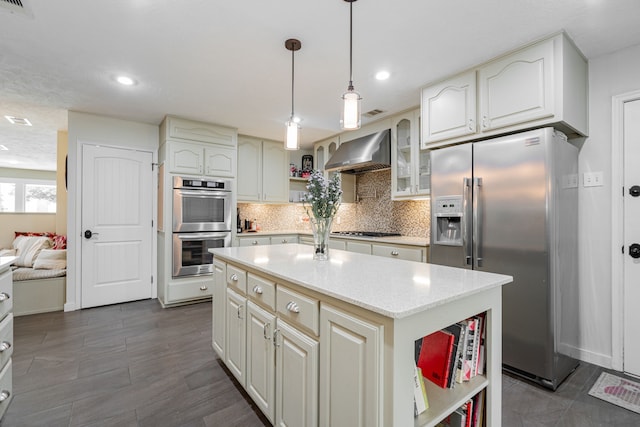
[1, 234, 66, 316]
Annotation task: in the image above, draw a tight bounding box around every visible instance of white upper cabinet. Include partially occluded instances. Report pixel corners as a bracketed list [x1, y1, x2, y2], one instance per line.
[237, 137, 288, 203]
[391, 109, 430, 200]
[478, 38, 554, 132]
[160, 116, 238, 177]
[421, 71, 476, 145]
[314, 136, 355, 204]
[421, 32, 588, 149]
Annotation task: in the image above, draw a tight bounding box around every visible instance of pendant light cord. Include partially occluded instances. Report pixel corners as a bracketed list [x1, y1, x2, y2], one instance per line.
[348, 1, 354, 91]
[291, 44, 295, 118]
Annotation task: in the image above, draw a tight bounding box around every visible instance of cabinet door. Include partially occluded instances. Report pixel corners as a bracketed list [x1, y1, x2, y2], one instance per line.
[212, 259, 226, 359]
[276, 319, 319, 427]
[246, 302, 276, 423]
[478, 38, 554, 132]
[320, 304, 382, 427]
[392, 112, 414, 198]
[225, 288, 246, 387]
[262, 141, 289, 203]
[421, 71, 476, 146]
[238, 137, 262, 201]
[204, 145, 236, 177]
[168, 141, 203, 175]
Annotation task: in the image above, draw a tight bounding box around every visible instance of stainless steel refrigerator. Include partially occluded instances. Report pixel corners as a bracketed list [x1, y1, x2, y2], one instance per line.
[429, 127, 579, 390]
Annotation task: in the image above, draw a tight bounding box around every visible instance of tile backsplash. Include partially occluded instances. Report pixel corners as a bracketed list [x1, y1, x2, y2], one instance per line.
[238, 170, 430, 239]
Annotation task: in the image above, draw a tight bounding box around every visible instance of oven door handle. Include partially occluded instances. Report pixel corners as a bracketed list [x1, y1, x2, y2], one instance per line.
[175, 232, 230, 240]
[175, 189, 230, 198]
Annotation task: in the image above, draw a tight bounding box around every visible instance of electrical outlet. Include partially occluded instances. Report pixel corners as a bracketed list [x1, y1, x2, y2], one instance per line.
[336, 216, 341, 225]
[584, 172, 604, 187]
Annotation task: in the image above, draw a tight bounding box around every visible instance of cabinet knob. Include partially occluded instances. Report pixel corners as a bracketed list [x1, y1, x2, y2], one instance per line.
[230, 274, 238, 282]
[252, 285, 263, 295]
[273, 329, 280, 347]
[391, 250, 399, 256]
[252, 240, 258, 245]
[0, 341, 10, 352]
[0, 293, 10, 302]
[286, 301, 300, 313]
[482, 115, 489, 129]
[199, 285, 208, 291]
[263, 322, 270, 340]
[0, 390, 9, 402]
[468, 118, 475, 131]
[282, 239, 288, 243]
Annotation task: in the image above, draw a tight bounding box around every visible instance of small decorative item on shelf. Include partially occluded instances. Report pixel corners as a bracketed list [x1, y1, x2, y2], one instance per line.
[302, 170, 342, 260]
[290, 163, 298, 177]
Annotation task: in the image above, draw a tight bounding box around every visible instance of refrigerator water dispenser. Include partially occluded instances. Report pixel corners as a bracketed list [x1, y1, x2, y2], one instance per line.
[434, 196, 463, 246]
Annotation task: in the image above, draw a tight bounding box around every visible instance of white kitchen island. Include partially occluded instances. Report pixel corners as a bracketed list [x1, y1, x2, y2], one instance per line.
[210, 244, 512, 427]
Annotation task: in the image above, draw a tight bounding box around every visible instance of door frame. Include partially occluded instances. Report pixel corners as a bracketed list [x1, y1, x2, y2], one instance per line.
[611, 89, 640, 371]
[67, 139, 157, 311]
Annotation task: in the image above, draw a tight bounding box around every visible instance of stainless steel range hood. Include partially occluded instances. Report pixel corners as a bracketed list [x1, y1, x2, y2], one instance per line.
[324, 129, 391, 174]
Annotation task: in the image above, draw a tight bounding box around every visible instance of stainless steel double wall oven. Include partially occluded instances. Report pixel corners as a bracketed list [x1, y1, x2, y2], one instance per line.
[172, 176, 232, 277]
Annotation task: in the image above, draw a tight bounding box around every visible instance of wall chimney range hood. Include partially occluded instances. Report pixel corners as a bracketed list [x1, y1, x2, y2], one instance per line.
[324, 129, 391, 174]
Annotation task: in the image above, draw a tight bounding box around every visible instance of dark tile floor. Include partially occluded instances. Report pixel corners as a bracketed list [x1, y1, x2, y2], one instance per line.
[2, 299, 639, 426]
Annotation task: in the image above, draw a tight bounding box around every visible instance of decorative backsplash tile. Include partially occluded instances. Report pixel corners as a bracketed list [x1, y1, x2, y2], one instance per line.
[238, 170, 430, 239]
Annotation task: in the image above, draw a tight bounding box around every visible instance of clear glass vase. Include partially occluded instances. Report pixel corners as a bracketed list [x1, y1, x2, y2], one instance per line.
[310, 216, 333, 261]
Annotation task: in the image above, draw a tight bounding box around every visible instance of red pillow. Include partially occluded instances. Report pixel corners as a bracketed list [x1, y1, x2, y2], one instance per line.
[52, 235, 67, 250]
[15, 231, 55, 239]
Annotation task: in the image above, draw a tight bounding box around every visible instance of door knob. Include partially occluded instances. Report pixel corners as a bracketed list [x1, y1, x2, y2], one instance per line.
[630, 243, 640, 259]
[630, 185, 640, 197]
[84, 230, 92, 239]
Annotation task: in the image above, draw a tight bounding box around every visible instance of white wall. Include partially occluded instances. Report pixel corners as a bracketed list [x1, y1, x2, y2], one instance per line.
[66, 111, 159, 311]
[573, 43, 640, 368]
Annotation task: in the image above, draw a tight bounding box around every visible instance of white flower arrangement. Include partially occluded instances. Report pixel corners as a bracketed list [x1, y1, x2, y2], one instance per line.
[302, 170, 342, 219]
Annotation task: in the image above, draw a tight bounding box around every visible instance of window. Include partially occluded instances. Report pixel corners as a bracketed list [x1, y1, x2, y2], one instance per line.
[0, 179, 56, 213]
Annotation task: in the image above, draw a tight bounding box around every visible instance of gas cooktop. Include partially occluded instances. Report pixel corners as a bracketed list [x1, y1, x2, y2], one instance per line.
[331, 231, 401, 238]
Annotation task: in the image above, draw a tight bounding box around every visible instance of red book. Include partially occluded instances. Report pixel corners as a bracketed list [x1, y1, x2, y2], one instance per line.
[417, 330, 455, 388]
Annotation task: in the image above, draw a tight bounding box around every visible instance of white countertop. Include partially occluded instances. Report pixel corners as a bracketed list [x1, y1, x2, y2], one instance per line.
[236, 230, 429, 247]
[0, 256, 17, 272]
[211, 244, 511, 319]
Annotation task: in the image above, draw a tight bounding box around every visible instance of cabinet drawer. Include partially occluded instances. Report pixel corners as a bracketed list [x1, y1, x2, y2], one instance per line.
[238, 237, 271, 247]
[371, 244, 424, 262]
[0, 314, 12, 370]
[168, 279, 212, 302]
[276, 286, 319, 335]
[0, 270, 12, 323]
[0, 359, 12, 420]
[247, 273, 276, 311]
[270, 235, 298, 245]
[227, 265, 247, 294]
[346, 241, 372, 255]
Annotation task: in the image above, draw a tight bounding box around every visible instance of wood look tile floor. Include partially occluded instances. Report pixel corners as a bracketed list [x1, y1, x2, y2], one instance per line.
[2, 299, 640, 427]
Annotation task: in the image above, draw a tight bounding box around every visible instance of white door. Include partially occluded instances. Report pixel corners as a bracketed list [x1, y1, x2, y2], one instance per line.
[623, 99, 640, 377]
[81, 145, 153, 308]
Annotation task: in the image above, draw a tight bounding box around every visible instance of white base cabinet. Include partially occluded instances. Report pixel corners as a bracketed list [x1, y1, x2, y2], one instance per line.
[212, 259, 226, 360]
[246, 301, 276, 423]
[319, 303, 382, 427]
[225, 288, 246, 387]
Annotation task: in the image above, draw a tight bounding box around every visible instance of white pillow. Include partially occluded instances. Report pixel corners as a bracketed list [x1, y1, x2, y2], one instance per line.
[12, 235, 52, 267]
[33, 249, 67, 270]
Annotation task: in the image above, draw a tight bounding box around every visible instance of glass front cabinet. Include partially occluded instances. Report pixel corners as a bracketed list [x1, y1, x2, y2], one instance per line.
[392, 109, 431, 200]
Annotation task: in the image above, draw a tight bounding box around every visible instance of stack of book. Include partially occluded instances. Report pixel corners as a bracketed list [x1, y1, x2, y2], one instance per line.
[414, 313, 486, 390]
[436, 390, 485, 427]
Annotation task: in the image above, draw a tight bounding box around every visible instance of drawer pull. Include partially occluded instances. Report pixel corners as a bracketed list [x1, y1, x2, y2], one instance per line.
[391, 250, 399, 256]
[273, 329, 280, 347]
[281, 239, 288, 243]
[230, 274, 238, 282]
[199, 285, 208, 291]
[0, 390, 9, 402]
[252, 240, 258, 245]
[0, 341, 10, 352]
[286, 301, 300, 313]
[237, 305, 244, 319]
[0, 293, 9, 302]
[252, 285, 263, 295]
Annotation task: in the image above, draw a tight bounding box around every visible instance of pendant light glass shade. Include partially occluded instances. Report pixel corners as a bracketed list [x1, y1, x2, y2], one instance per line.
[341, 89, 361, 130]
[341, 0, 361, 130]
[285, 38, 301, 150]
[285, 118, 300, 150]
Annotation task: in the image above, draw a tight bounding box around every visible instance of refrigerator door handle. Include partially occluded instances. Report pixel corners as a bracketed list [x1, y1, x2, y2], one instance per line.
[463, 177, 473, 266]
[473, 177, 483, 268]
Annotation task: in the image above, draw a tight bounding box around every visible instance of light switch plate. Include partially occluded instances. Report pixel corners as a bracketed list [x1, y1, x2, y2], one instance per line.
[584, 172, 604, 187]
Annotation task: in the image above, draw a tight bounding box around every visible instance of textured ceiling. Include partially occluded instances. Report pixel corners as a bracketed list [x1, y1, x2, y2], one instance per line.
[2, 0, 640, 171]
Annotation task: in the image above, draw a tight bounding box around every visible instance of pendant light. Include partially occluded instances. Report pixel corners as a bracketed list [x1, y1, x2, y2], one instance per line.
[285, 38, 301, 150]
[341, 0, 361, 130]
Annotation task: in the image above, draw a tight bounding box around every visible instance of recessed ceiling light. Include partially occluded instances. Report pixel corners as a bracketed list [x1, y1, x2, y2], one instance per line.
[4, 115, 32, 126]
[116, 75, 136, 86]
[375, 70, 390, 81]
